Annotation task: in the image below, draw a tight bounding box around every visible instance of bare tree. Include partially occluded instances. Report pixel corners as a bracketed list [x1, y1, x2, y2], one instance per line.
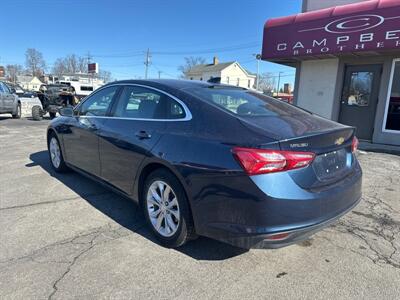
[52, 54, 88, 75]
[52, 58, 67, 76]
[258, 72, 276, 95]
[51, 54, 112, 82]
[6, 64, 24, 83]
[99, 70, 112, 83]
[178, 56, 206, 78]
[25, 48, 46, 77]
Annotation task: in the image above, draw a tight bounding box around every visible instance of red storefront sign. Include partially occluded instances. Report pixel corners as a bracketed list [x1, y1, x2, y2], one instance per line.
[262, 0, 400, 61]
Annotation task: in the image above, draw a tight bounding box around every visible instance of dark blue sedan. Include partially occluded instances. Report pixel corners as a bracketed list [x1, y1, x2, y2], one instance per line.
[47, 79, 362, 248]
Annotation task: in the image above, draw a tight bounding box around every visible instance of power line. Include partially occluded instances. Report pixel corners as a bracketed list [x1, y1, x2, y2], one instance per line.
[152, 64, 177, 79]
[90, 41, 260, 58]
[153, 42, 260, 56]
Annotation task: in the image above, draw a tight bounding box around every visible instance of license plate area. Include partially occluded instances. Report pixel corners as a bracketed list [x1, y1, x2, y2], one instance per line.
[313, 148, 348, 181]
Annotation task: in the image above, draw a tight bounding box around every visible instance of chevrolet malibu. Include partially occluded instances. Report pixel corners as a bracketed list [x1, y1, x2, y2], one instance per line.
[47, 79, 362, 248]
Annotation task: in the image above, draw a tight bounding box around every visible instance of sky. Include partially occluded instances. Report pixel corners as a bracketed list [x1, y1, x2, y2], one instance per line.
[1, 0, 301, 86]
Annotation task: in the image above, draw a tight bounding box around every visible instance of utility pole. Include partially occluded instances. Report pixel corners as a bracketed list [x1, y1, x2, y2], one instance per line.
[144, 48, 151, 79]
[87, 51, 93, 85]
[276, 71, 283, 96]
[158, 70, 162, 79]
[86, 51, 92, 64]
[253, 54, 261, 90]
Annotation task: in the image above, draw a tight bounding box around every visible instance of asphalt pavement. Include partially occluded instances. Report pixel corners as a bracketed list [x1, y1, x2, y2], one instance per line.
[0, 115, 399, 299]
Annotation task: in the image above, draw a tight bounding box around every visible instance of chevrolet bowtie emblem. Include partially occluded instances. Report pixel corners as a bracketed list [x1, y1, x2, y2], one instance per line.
[335, 137, 345, 145]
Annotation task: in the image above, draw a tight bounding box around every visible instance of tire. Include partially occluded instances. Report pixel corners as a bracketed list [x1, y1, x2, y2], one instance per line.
[12, 103, 21, 119]
[47, 133, 68, 172]
[142, 169, 196, 248]
[32, 105, 43, 121]
[49, 112, 56, 119]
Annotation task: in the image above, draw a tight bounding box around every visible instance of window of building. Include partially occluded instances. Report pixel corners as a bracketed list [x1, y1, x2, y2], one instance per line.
[81, 86, 94, 91]
[79, 86, 118, 116]
[236, 78, 240, 86]
[248, 80, 251, 88]
[384, 60, 400, 131]
[200, 77, 203, 81]
[227, 77, 230, 84]
[113, 85, 186, 119]
[345, 72, 373, 107]
[190, 77, 193, 80]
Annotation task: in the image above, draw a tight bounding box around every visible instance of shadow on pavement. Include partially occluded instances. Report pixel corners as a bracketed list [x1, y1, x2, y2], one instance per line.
[27, 150, 248, 261]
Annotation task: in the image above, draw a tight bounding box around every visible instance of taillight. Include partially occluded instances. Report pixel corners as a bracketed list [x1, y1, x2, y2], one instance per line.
[351, 136, 359, 153]
[232, 147, 315, 175]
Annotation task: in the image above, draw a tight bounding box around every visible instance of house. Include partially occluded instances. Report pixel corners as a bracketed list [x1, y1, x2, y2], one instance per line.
[185, 57, 256, 89]
[17, 75, 43, 91]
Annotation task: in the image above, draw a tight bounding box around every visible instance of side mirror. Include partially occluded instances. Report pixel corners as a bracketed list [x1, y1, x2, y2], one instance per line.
[59, 107, 74, 117]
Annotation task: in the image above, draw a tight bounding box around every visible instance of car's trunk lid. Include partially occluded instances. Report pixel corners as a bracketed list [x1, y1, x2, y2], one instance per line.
[238, 113, 356, 188]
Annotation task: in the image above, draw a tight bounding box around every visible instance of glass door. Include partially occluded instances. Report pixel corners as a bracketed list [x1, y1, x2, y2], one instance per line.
[339, 64, 382, 140]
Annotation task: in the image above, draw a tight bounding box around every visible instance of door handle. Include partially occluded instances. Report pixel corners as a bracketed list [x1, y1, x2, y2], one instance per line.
[135, 130, 152, 139]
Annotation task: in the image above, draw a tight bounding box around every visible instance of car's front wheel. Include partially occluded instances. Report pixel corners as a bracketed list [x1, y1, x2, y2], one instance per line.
[12, 103, 21, 119]
[47, 133, 68, 172]
[142, 169, 196, 248]
[32, 105, 43, 121]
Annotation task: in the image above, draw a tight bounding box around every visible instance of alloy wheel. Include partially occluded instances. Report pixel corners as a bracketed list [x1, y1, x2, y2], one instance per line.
[49, 137, 61, 168]
[146, 180, 180, 237]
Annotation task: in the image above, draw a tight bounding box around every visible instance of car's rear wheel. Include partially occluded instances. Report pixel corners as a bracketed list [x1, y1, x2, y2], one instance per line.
[12, 103, 21, 119]
[142, 169, 195, 248]
[48, 133, 68, 172]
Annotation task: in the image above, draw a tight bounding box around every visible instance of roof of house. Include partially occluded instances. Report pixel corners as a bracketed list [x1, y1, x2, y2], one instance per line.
[186, 61, 256, 78]
[17, 75, 33, 83]
[186, 62, 235, 75]
[17, 75, 43, 84]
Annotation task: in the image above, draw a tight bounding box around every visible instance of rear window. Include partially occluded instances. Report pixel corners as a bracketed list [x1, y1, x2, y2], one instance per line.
[187, 87, 304, 117]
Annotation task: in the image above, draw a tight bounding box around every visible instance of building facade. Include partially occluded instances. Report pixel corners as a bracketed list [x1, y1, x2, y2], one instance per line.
[185, 57, 256, 89]
[262, 0, 400, 146]
[17, 75, 43, 91]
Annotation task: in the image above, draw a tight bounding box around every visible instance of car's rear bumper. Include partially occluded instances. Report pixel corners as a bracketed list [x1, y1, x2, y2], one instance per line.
[192, 160, 362, 249]
[209, 196, 361, 249]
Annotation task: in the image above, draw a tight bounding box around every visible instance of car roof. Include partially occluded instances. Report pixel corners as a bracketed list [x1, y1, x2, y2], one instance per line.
[103, 79, 245, 91]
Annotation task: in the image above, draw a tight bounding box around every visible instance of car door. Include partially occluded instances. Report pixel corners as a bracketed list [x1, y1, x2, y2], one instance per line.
[62, 85, 120, 177]
[98, 84, 188, 195]
[0, 83, 5, 112]
[0, 83, 16, 111]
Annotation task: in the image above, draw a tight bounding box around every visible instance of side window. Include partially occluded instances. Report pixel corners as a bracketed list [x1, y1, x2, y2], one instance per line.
[79, 86, 118, 116]
[113, 86, 186, 120]
[2, 83, 10, 93]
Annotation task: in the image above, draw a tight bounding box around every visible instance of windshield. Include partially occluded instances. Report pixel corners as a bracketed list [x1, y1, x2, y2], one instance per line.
[187, 87, 306, 117]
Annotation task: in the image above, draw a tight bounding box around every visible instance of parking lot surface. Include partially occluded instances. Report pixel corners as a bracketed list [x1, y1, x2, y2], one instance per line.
[1, 116, 399, 299]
